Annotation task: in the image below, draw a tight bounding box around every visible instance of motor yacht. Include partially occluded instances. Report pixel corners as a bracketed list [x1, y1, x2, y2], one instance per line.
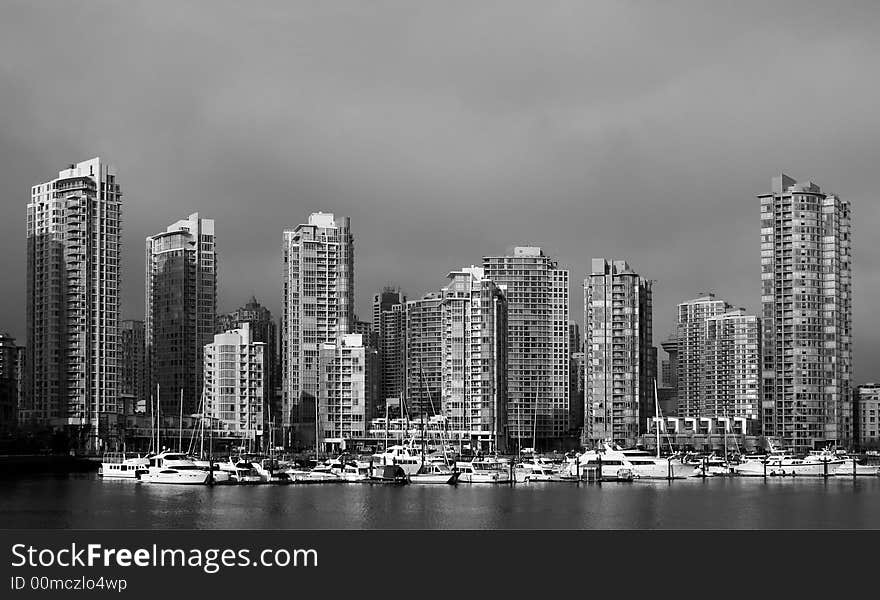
[139, 451, 213, 485]
[455, 459, 511, 483]
[833, 459, 880, 477]
[514, 461, 566, 483]
[565, 442, 694, 480]
[99, 452, 149, 479]
[371, 445, 423, 476]
[734, 445, 848, 476]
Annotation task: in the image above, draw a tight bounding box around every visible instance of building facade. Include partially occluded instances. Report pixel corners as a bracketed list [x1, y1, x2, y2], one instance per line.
[218, 297, 278, 434]
[205, 323, 266, 446]
[145, 213, 217, 419]
[854, 384, 880, 450]
[119, 320, 147, 415]
[585, 259, 655, 448]
[404, 293, 443, 417]
[317, 334, 379, 453]
[373, 289, 407, 408]
[282, 212, 354, 449]
[703, 309, 761, 428]
[676, 295, 733, 419]
[759, 175, 852, 452]
[0, 333, 21, 433]
[25, 158, 122, 450]
[439, 267, 508, 452]
[483, 247, 569, 448]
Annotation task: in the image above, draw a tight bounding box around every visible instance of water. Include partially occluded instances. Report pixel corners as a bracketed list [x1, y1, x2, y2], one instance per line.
[3, 474, 880, 529]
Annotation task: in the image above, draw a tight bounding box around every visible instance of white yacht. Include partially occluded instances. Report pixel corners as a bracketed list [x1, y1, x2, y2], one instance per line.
[514, 461, 565, 483]
[341, 461, 372, 482]
[833, 459, 880, 477]
[371, 445, 423, 476]
[566, 442, 694, 480]
[734, 446, 848, 477]
[455, 459, 511, 483]
[99, 453, 149, 479]
[139, 451, 213, 485]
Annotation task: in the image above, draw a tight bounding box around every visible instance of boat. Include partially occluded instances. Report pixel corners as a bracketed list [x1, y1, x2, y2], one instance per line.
[833, 459, 880, 477]
[139, 451, 214, 485]
[689, 453, 736, 477]
[513, 461, 566, 483]
[566, 442, 694, 480]
[733, 444, 848, 477]
[99, 452, 149, 479]
[368, 464, 409, 484]
[371, 444, 423, 476]
[341, 461, 372, 482]
[409, 463, 458, 484]
[456, 459, 511, 483]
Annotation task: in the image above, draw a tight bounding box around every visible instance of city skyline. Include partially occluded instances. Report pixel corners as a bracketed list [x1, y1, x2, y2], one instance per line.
[2, 3, 880, 384]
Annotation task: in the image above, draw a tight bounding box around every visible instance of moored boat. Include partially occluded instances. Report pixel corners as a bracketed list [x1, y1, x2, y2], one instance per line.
[99, 452, 149, 479]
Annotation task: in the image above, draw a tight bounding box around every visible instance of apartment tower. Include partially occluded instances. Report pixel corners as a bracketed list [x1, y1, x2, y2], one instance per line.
[483, 247, 569, 449]
[281, 212, 354, 449]
[759, 175, 852, 452]
[145, 214, 217, 418]
[585, 259, 655, 448]
[25, 158, 122, 450]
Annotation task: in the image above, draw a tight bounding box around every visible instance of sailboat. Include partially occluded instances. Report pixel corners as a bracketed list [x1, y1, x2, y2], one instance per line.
[408, 361, 458, 484]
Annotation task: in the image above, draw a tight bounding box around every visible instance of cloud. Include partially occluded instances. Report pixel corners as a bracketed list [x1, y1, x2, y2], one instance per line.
[1, 0, 878, 381]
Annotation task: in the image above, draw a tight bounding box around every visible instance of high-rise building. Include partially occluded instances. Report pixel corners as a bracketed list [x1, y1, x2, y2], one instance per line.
[281, 212, 354, 449]
[439, 266, 508, 452]
[145, 213, 217, 419]
[759, 175, 852, 452]
[585, 259, 655, 448]
[854, 384, 880, 450]
[317, 333, 379, 453]
[676, 294, 734, 419]
[373, 289, 407, 408]
[568, 323, 583, 432]
[483, 247, 570, 448]
[25, 158, 122, 450]
[0, 333, 20, 433]
[404, 293, 443, 417]
[703, 309, 761, 427]
[218, 297, 278, 432]
[119, 320, 147, 415]
[205, 323, 265, 444]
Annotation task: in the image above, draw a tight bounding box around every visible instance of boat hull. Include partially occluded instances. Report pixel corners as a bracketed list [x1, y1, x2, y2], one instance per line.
[409, 473, 458, 484]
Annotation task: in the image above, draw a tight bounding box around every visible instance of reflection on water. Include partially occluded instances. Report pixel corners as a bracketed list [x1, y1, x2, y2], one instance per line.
[2, 474, 879, 529]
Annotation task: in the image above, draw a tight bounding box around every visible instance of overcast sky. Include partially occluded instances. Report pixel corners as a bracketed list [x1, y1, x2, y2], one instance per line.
[2, 1, 878, 382]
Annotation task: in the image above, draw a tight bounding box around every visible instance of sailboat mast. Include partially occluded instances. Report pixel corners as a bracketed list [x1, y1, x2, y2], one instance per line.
[654, 379, 661, 459]
[156, 383, 161, 452]
[178, 388, 183, 451]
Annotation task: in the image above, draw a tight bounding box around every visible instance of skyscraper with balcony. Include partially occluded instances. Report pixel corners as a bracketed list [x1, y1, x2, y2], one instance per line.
[439, 266, 508, 452]
[585, 259, 655, 448]
[404, 292, 443, 417]
[483, 247, 569, 449]
[205, 323, 266, 445]
[218, 297, 279, 435]
[676, 294, 734, 418]
[759, 174, 852, 452]
[146, 214, 217, 418]
[317, 333, 379, 453]
[25, 158, 122, 450]
[282, 212, 354, 449]
[373, 289, 407, 408]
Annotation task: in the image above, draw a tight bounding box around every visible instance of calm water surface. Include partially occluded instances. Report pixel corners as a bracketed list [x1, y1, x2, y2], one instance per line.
[3, 474, 880, 529]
